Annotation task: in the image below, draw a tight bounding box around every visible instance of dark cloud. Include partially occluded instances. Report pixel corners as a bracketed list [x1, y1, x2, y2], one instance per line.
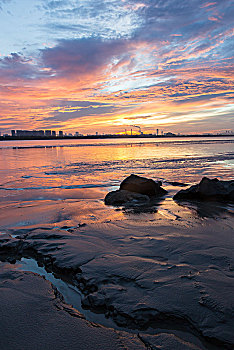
[46, 104, 122, 122]
[0, 37, 129, 83]
[51, 100, 111, 108]
[126, 115, 153, 120]
[41, 37, 128, 77]
[172, 92, 234, 104]
[0, 52, 46, 81]
[133, 0, 233, 37]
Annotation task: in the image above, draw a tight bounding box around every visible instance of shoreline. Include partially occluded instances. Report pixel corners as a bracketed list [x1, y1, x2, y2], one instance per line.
[1, 134, 234, 142]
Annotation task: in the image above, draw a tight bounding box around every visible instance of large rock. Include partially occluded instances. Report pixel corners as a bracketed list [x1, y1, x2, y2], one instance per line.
[104, 175, 167, 206]
[119, 174, 167, 197]
[174, 177, 234, 202]
[104, 190, 150, 206]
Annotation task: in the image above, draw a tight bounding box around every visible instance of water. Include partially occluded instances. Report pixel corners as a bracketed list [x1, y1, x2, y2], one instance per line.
[0, 137, 233, 196]
[0, 136, 233, 229]
[16, 257, 121, 330]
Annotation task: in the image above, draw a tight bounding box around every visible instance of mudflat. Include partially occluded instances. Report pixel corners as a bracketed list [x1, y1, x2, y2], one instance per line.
[0, 190, 233, 350]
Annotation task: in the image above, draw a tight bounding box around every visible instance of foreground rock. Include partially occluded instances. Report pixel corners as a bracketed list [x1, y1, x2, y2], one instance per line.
[174, 177, 234, 202]
[105, 174, 167, 206]
[104, 189, 150, 206]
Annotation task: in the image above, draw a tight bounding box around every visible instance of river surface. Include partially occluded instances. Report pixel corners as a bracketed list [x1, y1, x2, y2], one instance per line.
[1, 137, 233, 196]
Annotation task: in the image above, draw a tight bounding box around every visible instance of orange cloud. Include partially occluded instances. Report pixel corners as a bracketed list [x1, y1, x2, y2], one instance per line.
[0, 32, 233, 135]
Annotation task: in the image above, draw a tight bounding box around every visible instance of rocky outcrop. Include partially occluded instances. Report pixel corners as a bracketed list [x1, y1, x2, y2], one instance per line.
[174, 177, 234, 202]
[104, 175, 167, 206]
[120, 174, 167, 197]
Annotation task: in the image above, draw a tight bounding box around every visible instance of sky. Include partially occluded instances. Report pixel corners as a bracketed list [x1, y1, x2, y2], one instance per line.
[0, 0, 233, 135]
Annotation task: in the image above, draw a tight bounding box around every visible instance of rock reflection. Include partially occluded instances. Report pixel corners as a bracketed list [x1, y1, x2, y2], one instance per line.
[175, 199, 233, 218]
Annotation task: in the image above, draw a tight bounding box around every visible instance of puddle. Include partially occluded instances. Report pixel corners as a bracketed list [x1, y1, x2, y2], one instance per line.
[17, 258, 123, 330]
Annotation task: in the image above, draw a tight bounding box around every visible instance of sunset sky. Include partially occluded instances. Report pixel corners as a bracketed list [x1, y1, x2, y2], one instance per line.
[0, 0, 233, 135]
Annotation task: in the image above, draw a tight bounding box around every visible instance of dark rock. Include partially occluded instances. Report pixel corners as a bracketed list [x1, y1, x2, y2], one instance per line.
[104, 190, 150, 206]
[105, 175, 167, 206]
[173, 177, 234, 202]
[119, 174, 167, 197]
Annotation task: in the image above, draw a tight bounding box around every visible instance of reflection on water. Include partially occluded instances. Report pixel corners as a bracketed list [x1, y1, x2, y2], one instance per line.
[0, 137, 233, 229]
[175, 199, 234, 219]
[0, 137, 233, 189]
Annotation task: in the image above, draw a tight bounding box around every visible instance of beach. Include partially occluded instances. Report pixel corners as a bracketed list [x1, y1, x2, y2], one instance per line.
[0, 137, 234, 350]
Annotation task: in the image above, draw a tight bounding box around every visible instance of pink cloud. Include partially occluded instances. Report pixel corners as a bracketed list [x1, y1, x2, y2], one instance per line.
[208, 16, 219, 21]
[201, 2, 217, 8]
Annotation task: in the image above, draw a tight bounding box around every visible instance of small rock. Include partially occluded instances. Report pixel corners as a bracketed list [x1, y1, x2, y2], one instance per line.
[105, 190, 150, 206]
[173, 177, 234, 202]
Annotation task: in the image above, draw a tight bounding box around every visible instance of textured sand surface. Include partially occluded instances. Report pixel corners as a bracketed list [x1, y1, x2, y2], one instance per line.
[0, 264, 146, 350]
[1, 198, 233, 350]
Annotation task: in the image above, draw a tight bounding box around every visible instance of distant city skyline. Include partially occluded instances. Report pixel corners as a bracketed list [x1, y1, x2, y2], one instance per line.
[0, 1, 233, 135]
[1, 128, 232, 139]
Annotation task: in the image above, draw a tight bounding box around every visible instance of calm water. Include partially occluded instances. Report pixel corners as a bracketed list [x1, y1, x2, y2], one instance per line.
[0, 137, 233, 198]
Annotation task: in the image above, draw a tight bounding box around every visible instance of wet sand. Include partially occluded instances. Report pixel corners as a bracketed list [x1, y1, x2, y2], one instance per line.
[0, 263, 145, 350]
[0, 185, 234, 350]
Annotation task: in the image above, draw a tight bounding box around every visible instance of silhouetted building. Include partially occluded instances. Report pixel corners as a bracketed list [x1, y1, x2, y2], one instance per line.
[37, 130, 45, 136]
[45, 130, 51, 137]
[52, 131, 56, 136]
[59, 131, 63, 137]
[11, 130, 16, 137]
[16, 130, 44, 137]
